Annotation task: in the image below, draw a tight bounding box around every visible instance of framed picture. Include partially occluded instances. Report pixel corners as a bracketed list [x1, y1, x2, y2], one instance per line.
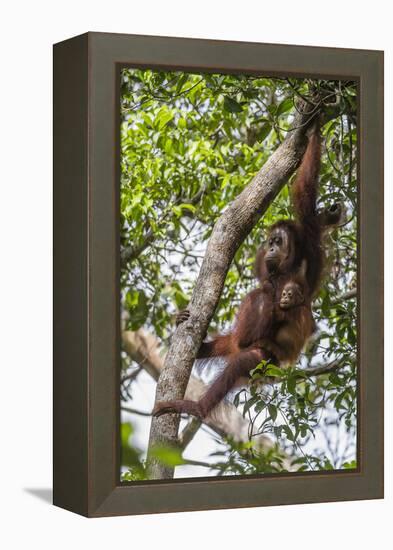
[53, 32, 383, 517]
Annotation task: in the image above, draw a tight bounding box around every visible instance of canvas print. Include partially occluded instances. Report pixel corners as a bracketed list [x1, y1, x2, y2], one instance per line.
[119, 69, 357, 481]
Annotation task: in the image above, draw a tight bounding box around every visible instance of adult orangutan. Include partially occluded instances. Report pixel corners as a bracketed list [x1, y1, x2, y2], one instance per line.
[153, 124, 335, 420]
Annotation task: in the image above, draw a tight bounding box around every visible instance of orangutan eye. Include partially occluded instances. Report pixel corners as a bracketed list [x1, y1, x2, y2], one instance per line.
[275, 236, 282, 245]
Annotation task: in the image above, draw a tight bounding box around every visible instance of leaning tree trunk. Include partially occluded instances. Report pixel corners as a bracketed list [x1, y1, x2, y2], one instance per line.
[146, 101, 322, 479]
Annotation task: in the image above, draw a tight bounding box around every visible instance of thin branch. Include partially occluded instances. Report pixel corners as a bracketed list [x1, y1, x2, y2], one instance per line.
[121, 406, 152, 417]
[331, 288, 357, 305]
[178, 418, 202, 450]
[285, 78, 315, 105]
[301, 355, 355, 378]
[121, 366, 142, 384]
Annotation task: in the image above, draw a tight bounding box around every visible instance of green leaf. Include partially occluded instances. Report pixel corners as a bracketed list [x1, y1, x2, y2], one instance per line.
[264, 364, 285, 377]
[175, 73, 189, 94]
[120, 422, 133, 447]
[164, 137, 173, 154]
[173, 288, 189, 309]
[287, 376, 297, 396]
[268, 404, 278, 422]
[254, 399, 266, 413]
[242, 395, 259, 417]
[150, 446, 186, 467]
[283, 425, 295, 442]
[300, 425, 308, 438]
[179, 203, 196, 213]
[257, 123, 272, 142]
[276, 97, 294, 116]
[329, 372, 342, 386]
[342, 460, 357, 469]
[155, 109, 174, 130]
[125, 289, 149, 330]
[223, 96, 243, 113]
[177, 117, 187, 129]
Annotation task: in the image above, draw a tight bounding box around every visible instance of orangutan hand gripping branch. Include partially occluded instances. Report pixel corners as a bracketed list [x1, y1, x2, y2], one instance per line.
[153, 125, 326, 420]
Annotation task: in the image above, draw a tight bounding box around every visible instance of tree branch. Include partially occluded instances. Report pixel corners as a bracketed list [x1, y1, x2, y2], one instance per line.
[301, 355, 355, 378]
[178, 418, 202, 450]
[146, 100, 333, 479]
[121, 366, 142, 384]
[331, 288, 357, 305]
[121, 406, 152, 417]
[122, 329, 163, 380]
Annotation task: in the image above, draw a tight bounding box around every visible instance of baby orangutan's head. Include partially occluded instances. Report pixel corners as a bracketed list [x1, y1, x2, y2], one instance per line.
[279, 281, 305, 310]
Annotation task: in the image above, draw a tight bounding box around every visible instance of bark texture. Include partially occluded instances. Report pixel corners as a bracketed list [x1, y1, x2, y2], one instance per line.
[146, 102, 321, 479]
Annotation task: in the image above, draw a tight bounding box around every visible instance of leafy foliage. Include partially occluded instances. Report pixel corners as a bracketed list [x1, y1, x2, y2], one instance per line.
[119, 69, 358, 478]
[120, 422, 146, 481]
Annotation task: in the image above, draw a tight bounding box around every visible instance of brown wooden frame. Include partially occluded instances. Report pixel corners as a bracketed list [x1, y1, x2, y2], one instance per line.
[53, 32, 384, 517]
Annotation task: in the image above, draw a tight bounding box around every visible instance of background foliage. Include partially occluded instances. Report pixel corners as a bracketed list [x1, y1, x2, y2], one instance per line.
[119, 69, 357, 479]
